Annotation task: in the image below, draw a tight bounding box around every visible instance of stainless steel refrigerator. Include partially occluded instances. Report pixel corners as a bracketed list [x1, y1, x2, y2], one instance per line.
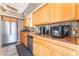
[2, 21, 18, 45]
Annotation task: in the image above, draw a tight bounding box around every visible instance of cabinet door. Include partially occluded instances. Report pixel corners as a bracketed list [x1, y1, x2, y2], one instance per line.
[10, 17, 17, 22]
[49, 3, 75, 23]
[20, 32, 23, 43]
[47, 41, 76, 56]
[60, 3, 75, 22]
[32, 10, 39, 26]
[76, 4, 79, 19]
[33, 37, 39, 56]
[38, 4, 50, 25]
[39, 45, 50, 56]
[38, 38, 50, 56]
[23, 36, 28, 47]
[33, 42, 39, 56]
[42, 4, 50, 25]
[3, 16, 10, 21]
[20, 32, 28, 47]
[23, 16, 30, 27]
[32, 13, 35, 26]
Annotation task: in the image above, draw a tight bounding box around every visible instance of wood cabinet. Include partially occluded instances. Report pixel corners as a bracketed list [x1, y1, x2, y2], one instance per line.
[76, 4, 79, 19]
[23, 16, 30, 27]
[3, 16, 10, 21]
[32, 3, 78, 26]
[20, 32, 28, 47]
[49, 3, 76, 23]
[2, 16, 17, 22]
[38, 4, 50, 25]
[32, 4, 50, 26]
[47, 41, 76, 56]
[33, 37, 39, 56]
[32, 10, 39, 26]
[32, 34, 79, 56]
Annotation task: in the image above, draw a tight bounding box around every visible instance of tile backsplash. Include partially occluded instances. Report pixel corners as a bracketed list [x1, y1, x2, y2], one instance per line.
[34, 20, 79, 38]
[51, 21, 79, 38]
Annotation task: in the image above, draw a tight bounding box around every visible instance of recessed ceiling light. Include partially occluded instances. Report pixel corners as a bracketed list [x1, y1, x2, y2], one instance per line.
[3, 5, 7, 9]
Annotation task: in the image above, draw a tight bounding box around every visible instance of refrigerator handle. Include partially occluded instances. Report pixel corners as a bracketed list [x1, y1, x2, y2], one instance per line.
[10, 22, 11, 35]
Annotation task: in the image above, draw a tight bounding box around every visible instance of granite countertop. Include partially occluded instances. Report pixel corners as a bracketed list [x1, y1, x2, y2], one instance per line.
[27, 32, 79, 45]
[21, 31, 79, 51]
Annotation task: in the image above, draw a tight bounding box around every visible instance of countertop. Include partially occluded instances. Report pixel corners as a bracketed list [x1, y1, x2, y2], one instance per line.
[21, 31, 79, 50]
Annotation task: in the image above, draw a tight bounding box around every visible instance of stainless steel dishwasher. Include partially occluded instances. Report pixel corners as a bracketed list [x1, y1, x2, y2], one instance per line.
[27, 35, 33, 54]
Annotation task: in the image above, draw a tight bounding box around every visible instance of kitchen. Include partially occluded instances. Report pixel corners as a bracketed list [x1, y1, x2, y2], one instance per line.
[0, 3, 79, 56]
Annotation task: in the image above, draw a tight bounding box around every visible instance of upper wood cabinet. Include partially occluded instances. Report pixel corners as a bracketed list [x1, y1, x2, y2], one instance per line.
[32, 4, 50, 26]
[2, 16, 17, 22]
[49, 3, 76, 23]
[32, 3, 79, 26]
[32, 10, 39, 26]
[23, 16, 30, 27]
[3, 16, 10, 21]
[76, 4, 79, 19]
[38, 4, 50, 25]
[10, 17, 17, 22]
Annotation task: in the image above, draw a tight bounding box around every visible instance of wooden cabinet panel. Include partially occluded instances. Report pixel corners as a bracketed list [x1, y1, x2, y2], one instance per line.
[32, 4, 50, 25]
[39, 45, 50, 56]
[23, 16, 30, 27]
[32, 10, 39, 26]
[33, 37, 39, 56]
[46, 41, 76, 56]
[32, 3, 77, 25]
[40, 4, 50, 25]
[10, 17, 17, 22]
[49, 3, 75, 23]
[33, 42, 39, 56]
[3, 16, 10, 21]
[38, 8, 43, 25]
[76, 4, 79, 19]
[3, 16, 17, 22]
[20, 32, 28, 47]
[60, 3, 75, 22]
[38, 36, 77, 56]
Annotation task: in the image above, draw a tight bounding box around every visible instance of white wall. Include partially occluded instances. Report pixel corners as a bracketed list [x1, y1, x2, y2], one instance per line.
[0, 15, 2, 46]
[18, 19, 23, 41]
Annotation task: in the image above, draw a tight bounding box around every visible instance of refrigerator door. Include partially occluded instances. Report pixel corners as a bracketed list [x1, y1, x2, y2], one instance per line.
[11, 22, 17, 35]
[2, 21, 18, 45]
[2, 21, 10, 35]
[2, 21, 10, 44]
[8, 22, 17, 43]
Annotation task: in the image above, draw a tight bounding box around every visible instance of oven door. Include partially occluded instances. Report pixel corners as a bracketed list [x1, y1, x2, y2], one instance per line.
[52, 30, 60, 37]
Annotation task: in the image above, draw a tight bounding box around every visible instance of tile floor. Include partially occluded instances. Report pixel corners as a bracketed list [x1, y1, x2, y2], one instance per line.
[0, 44, 18, 56]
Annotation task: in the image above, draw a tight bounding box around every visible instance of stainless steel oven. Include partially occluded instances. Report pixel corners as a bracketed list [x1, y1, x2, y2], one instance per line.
[50, 25, 70, 38]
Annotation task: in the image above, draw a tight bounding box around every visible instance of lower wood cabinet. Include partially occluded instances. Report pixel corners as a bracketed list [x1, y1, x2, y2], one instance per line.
[38, 45, 50, 56]
[20, 32, 28, 47]
[33, 37, 39, 56]
[33, 42, 39, 56]
[32, 35, 79, 56]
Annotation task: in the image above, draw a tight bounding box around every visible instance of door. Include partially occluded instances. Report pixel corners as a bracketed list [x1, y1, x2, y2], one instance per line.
[49, 3, 75, 23]
[2, 21, 17, 44]
[8, 22, 17, 43]
[2, 21, 10, 44]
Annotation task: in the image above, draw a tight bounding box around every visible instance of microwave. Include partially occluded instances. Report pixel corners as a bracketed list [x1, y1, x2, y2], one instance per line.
[38, 27, 46, 35]
[50, 25, 70, 38]
[37, 26, 49, 35]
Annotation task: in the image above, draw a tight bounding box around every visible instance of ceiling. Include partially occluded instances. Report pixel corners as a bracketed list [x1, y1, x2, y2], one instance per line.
[0, 3, 43, 18]
[4, 3, 29, 13]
